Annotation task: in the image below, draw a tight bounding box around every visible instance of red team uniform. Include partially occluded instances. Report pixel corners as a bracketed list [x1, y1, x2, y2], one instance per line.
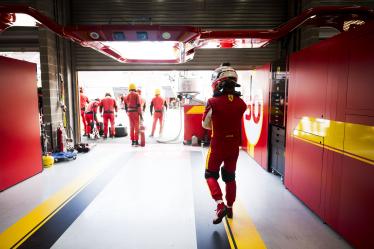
[202, 65, 246, 224]
[100, 94, 118, 138]
[125, 84, 142, 146]
[85, 100, 100, 135]
[150, 90, 167, 137]
[79, 89, 89, 135]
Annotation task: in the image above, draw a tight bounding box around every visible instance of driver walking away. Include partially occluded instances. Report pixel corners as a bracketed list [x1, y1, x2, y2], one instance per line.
[202, 64, 247, 224]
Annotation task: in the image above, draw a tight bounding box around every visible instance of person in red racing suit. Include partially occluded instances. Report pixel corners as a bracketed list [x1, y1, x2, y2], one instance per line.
[99, 93, 118, 138]
[202, 64, 246, 224]
[79, 87, 89, 136]
[85, 99, 100, 135]
[125, 83, 143, 146]
[150, 88, 167, 137]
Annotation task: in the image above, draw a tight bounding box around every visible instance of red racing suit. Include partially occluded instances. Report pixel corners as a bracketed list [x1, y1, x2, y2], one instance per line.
[85, 101, 99, 134]
[99, 97, 118, 137]
[125, 91, 142, 141]
[202, 93, 246, 206]
[150, 95, 167, 136]
[80, 92, 89, 134]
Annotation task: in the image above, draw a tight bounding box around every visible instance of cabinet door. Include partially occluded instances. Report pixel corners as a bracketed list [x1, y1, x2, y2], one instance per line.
[290, 134, 324, 217]
[277, 146, 285, 176]
[271, 145, 278, 172]
[290, 44, 328, 119]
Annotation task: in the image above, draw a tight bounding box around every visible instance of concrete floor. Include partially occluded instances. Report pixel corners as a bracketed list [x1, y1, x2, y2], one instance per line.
[0, 141, 352, 249]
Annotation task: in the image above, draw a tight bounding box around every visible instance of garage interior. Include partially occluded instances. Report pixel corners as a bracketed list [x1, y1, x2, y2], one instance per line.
[0, 1, 374, 248]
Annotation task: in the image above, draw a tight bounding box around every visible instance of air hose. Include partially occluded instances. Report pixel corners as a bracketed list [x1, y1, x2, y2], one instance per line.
[156, 106, 183, 144]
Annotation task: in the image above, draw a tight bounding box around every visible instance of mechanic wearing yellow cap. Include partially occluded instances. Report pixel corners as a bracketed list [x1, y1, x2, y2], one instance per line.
[149, 88, 167, 137]
[125, 83, 143, 146]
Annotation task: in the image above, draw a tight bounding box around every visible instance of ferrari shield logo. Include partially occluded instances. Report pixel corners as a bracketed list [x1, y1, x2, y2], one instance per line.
[228, 95, 234, 101]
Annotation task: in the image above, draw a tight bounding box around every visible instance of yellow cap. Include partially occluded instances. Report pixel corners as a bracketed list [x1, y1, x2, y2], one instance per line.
[155, 88, 161, 95]
[129, 83, 136, 91]
[42, 155, 55, 168]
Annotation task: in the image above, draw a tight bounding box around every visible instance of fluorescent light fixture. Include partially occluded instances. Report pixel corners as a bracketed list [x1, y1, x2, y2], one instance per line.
[13, 13, 38, 26]
[101, 41, 181, 61]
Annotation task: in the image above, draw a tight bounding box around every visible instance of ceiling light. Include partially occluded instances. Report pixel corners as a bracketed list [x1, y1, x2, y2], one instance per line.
[13, 13, 38, 26]
[101, 41, 182, 62]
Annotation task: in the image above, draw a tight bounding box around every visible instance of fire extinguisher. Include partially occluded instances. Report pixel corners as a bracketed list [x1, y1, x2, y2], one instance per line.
[139, 121, 145, 147]
[57, 126, 64, 152]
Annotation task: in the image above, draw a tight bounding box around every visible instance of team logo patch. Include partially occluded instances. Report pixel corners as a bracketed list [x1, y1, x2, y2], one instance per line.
[228, 95, 234, 102]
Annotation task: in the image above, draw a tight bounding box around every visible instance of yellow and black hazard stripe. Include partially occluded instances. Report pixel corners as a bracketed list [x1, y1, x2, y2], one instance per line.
[0, 154, 132, 249]
[192, 151, 266, 249]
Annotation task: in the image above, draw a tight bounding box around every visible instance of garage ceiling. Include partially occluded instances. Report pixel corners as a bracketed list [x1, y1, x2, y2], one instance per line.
[71, 0, 287, 70]
[1, 0, 374, 70]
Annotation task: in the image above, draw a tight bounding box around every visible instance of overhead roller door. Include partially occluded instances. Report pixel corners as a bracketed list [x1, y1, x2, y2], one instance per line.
[0, 0, 38, 52]
[71, 0, 286, 70]
[74, 43, 279, 71]
[71, 0, 286, 28]
[0, 27, 39, 52]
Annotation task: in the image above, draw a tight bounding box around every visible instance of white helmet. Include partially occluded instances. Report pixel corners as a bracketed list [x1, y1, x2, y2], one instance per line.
[211, 66, 238, 91]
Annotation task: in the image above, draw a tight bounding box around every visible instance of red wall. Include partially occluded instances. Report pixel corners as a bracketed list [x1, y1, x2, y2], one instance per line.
[241, 65, 270, 170]
[286, 22, 374, 248]
[0, 56, 42, 191]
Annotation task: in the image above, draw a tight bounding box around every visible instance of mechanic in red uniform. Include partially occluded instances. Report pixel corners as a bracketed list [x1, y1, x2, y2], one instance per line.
[149, 89, 167, 137]
[125, 83, 143, 146]
[137, 89, 146, 113]
[79, 87, 89, 136]
[99, 93, 118, 138]
[85, 98, 100, 135]
[202, 64, 247, 224]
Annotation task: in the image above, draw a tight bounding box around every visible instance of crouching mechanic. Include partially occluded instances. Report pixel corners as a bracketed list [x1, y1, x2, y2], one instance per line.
[202, 65, 247, 224]
[85, 98, 100, 135]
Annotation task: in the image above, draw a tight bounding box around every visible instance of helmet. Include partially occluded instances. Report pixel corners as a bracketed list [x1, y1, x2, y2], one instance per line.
[155, 88, 161, 95]
[129, 83, 136, 91]
[211, 65, 238, 91]
[42, 155, 55, 168]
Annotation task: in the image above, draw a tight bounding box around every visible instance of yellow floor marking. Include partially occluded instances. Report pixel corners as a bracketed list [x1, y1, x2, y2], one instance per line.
[223, 219, 237, 249]
[0, 167, 103, 249]
[224, 201, 267, 249]
[200, 150, 266, 248]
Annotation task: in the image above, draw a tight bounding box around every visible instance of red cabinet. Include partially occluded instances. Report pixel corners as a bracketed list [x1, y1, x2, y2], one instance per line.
[286, 22, 374, 248]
